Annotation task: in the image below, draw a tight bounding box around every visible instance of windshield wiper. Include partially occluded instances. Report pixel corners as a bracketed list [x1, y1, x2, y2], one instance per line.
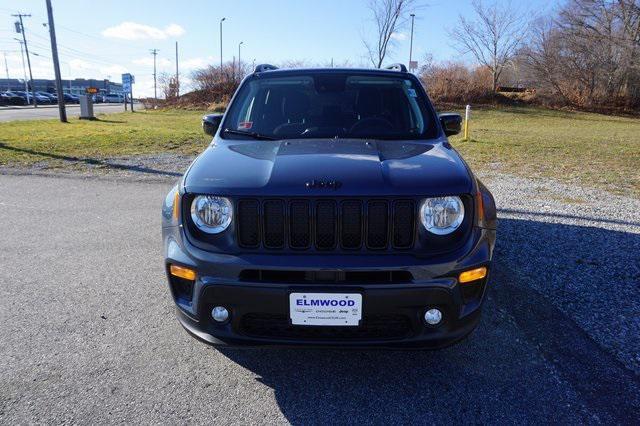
[222, 128, 277, 140]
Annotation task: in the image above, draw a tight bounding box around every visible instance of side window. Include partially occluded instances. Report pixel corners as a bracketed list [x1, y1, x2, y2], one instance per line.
[404, 82, 424, 133]
[232, 87, 259, 130]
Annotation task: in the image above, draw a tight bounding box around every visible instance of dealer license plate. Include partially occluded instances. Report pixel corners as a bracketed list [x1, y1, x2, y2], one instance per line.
[289, 293, 362, 326]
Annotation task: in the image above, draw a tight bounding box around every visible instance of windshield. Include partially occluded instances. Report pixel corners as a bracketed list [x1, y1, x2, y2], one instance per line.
[222, 72, 438, 140]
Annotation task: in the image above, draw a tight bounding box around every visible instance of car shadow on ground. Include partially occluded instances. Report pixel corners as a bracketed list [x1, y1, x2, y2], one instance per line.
[217, 218, 640, 424]
[0, 143, 182, 177]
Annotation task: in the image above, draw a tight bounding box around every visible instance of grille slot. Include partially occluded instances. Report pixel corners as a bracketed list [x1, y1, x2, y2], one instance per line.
[289, 200, 311, 249]
[341, 200, 363, 249]
[236, 198, 416, 251]
[239, 269, 413, 284]
[263, 200, 285, 248]
[237, 200, 260, 248]
[393, 200, 415, 249]
[367, 200, 389, 249]
[315, 201, 337, 250]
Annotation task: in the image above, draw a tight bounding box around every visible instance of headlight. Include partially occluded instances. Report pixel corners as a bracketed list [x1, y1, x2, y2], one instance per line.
[190, 196, 233, 234]
[419, 196, 465, 235]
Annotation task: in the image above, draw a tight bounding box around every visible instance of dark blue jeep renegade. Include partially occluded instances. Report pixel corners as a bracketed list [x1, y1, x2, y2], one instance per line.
[162, 64, 497, 348]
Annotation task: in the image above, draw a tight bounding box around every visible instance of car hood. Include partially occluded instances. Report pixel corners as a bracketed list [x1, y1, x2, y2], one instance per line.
[183, 138, 472, 196]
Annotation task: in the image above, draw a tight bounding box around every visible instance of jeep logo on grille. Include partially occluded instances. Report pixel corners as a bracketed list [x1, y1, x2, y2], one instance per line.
[305, 179, 342, 190]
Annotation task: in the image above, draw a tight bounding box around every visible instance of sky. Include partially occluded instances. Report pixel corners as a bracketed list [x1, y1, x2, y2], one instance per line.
[0, 0, 556, 97]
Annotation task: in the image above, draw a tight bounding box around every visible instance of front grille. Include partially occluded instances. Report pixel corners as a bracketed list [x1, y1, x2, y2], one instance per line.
[240, 313, 413, 341]
[237, 198, 416, 251]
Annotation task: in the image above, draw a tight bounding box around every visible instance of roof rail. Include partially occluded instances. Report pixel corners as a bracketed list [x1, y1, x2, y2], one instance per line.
[254, 64, 279, 73]
[385, 63, 408, 72]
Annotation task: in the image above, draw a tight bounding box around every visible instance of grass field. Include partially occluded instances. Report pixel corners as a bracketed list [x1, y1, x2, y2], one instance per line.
[451, 107, 639, 196]
[0, 109, 209, 163]
[0, 107, 638, 196]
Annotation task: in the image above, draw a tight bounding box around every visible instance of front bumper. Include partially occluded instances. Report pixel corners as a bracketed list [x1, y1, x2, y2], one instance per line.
[163, 226, 495, 348]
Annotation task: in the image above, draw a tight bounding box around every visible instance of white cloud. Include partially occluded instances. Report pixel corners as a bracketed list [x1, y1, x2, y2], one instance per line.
[102, 22, 185, 40]
[390, 32, 407, 41]
[164, 24, 185, 37]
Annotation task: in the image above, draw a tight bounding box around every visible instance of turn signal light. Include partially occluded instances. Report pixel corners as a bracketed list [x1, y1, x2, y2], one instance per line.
[475, 190, 485, 222]
[172, 191, 180, 221]
[459, 267, 487, 283]
[170, 264, 196, 281]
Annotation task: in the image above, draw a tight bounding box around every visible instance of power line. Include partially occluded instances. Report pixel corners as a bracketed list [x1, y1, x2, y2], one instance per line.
[27, 32, 118, 66]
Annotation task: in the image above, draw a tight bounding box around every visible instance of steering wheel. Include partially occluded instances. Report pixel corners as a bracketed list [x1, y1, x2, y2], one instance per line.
[349, 117, 394, 135]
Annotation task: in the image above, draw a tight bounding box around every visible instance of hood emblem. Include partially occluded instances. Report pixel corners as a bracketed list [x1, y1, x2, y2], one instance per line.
[305, 179, 342, 190]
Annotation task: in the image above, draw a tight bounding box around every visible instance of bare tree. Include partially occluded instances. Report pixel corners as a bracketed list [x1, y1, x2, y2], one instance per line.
[522, 0, 640, 109]
[449, 0, 530, 91]
[363, 0, 417, 68]
[158, 72, 178, 99]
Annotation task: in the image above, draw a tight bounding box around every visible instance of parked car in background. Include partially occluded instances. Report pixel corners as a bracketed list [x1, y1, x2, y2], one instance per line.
[0, 92, 10, 105]
[102, 93, 124, 103]
[37, 92, 58, 104]
[92, 94, 104, 103]
[62, 93, 79, 104]
[14, 91, 52, 105]
[4, 91, 29, 105]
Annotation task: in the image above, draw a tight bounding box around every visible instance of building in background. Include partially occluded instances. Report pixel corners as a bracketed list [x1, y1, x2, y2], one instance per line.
[0, 78, 122, 95]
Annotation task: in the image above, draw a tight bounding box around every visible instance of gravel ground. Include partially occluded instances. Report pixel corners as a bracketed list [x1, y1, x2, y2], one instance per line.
[0, 156, 639, 424]
[478, 171, 640, 375]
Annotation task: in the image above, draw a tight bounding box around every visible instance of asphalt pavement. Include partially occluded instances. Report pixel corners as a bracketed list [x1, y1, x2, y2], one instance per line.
[0, 172, 638, 424]
[0, 103, 142, 122]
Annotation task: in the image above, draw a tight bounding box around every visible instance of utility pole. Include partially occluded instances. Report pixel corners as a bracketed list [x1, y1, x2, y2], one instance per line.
[150, 48, 158, 101]
[14, 39, 29, 95]
[13, 13, 36, 107]
[175, 41, 179, 98]
[409, 13, 415, 72]
[45, 0, 66, 122]
[3, 52, 9, 90]
[219, 17, 226, 70]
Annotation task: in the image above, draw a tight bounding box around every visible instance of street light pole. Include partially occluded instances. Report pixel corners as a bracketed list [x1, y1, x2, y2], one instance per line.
[219, 17, 226, 71]
[238, 41, 243, 79]
[409, 13, 415, 71]
[3, 52, 9, 90]
[14, 38, 29, 95]
[175, 41, 179, 97]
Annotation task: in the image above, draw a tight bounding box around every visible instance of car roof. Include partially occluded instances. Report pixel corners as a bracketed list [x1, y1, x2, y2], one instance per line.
[252, 67, 410, 77]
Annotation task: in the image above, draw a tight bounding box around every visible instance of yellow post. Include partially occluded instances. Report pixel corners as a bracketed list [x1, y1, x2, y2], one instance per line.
[463, 104, 471, 141]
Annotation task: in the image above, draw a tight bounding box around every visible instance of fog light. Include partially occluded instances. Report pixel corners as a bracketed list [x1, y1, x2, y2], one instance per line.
[211, 306, 229, 322]
[424, 308, 442, 325]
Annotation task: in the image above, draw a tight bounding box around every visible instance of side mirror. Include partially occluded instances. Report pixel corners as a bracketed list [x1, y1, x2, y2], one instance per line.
[202, 114, 223, 136]
[438, 113, 463, 137]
